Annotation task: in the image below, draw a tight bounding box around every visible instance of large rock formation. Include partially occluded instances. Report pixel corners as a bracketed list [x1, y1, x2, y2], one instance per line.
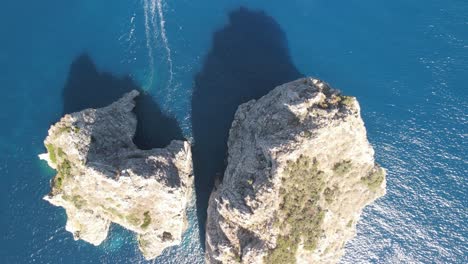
[40, 90, 194, 260]
[206, 78, 386, 264]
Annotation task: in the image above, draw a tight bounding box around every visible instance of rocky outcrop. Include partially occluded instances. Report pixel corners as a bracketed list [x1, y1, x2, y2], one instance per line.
[40, 90, 194, 260]
[205, 78, 386, 264]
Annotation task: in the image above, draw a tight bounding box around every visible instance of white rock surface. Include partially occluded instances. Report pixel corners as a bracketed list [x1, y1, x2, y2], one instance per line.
[40, 90, 194, 260]
[206, 78, 386, 264]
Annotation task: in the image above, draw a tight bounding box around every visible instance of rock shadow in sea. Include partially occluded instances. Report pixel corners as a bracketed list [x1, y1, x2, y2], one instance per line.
[62, 54, 184, 150]
[191, 7, 303, 247]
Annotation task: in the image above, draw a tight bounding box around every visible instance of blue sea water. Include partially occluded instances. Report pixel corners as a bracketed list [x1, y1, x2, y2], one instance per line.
[0, 0, 466, 263]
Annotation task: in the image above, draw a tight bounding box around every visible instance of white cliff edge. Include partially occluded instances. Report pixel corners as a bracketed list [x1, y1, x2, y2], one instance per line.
[40, 90, 194, 260]
[206, 78, 386, 264]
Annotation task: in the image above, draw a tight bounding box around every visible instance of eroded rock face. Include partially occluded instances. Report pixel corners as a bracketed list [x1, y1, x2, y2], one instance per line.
[40, 90, 193, 260]
[205, 78, 386, 264]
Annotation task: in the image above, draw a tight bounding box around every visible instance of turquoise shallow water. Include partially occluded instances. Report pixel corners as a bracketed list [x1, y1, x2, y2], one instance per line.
[0, 0, 466, 263]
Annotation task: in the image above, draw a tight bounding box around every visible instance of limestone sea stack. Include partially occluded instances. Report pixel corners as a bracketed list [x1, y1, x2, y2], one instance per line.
[39, 90, 194, 260]
[205, 78, 386, 264]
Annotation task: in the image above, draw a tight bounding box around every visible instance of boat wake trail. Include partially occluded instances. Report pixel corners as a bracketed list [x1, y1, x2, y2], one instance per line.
[142, 0, 174, 90]
[157, 0, 174, 87]
[143, 0, 156, 88]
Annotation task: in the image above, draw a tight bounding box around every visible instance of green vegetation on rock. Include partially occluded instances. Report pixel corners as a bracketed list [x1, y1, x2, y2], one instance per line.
[49, 145, 73, 193]
[265, 155, 326, 263]
[46, 144, 57, 164]
[101, 205, 124, 219]
[139, 237, 150, 249]
[333, 160, 352, 176]
[323, 186, 337, 204]
[138, 237, 151, 257]
[340, 96, 354, 107]
[58, 126, 72, 134]
[318, 101, 329, 109]
[141, 211, 152, 229]
[126, 213, 141, 226]
[53, 175, 63, 190]
[71, 195, 86, 209]
[57, 147, 65, 158]
[233, 253, 242, 263]
[361, 166, 385, 191]
[303, 130, 313, 138]
[57, 124, 80, 134]
[52, 161, 71, 192]
[127, 211, 151, 229]
[63, 195, 87, 209]
[57, 159, 71, 178]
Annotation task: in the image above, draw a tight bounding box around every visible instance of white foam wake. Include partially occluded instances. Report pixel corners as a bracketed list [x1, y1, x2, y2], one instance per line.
[142, 0, 174, 90]
[156, 0, 174, 87]
[143, 0, 155, 88]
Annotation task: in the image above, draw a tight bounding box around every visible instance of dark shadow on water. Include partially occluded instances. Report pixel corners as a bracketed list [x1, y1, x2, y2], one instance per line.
[191, 7, 303, 247]
[62, 54, 184, 149]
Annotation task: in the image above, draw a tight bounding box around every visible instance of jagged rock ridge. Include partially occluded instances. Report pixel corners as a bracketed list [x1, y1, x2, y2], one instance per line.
[40, 90, 194, 260]
[205, 78, 386, 264]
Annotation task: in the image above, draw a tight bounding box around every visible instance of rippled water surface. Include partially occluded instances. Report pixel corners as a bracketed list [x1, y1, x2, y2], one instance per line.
[0, 0, 466, 263]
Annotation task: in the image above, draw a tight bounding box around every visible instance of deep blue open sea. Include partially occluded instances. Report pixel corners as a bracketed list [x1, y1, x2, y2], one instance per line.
[0, 0, 466, 263]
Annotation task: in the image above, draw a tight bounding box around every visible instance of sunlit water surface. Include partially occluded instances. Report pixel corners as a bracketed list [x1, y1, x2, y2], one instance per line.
[0, 0, 466, 263]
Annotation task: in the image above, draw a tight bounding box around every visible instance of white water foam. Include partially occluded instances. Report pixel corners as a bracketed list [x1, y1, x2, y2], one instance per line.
[127, 14, 136, 43]
[156, 0, 175, 87]
[143, 0, 155, 88]
[119, 10, 138, 65]
[141, 0, 174, 91]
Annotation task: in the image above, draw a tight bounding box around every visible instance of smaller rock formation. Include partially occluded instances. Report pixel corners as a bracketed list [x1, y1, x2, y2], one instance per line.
[205, 78, 386, 263]
[40, 90, 194, 260]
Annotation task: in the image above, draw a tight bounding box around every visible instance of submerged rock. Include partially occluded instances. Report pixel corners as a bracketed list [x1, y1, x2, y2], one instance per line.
[205, 78, 386, 263]
[40, 90, 193, 260]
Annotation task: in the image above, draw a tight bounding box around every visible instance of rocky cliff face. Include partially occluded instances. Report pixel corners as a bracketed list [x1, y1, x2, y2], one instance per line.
[205, 78, 386, 264]
[40, 90, 194, 260]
